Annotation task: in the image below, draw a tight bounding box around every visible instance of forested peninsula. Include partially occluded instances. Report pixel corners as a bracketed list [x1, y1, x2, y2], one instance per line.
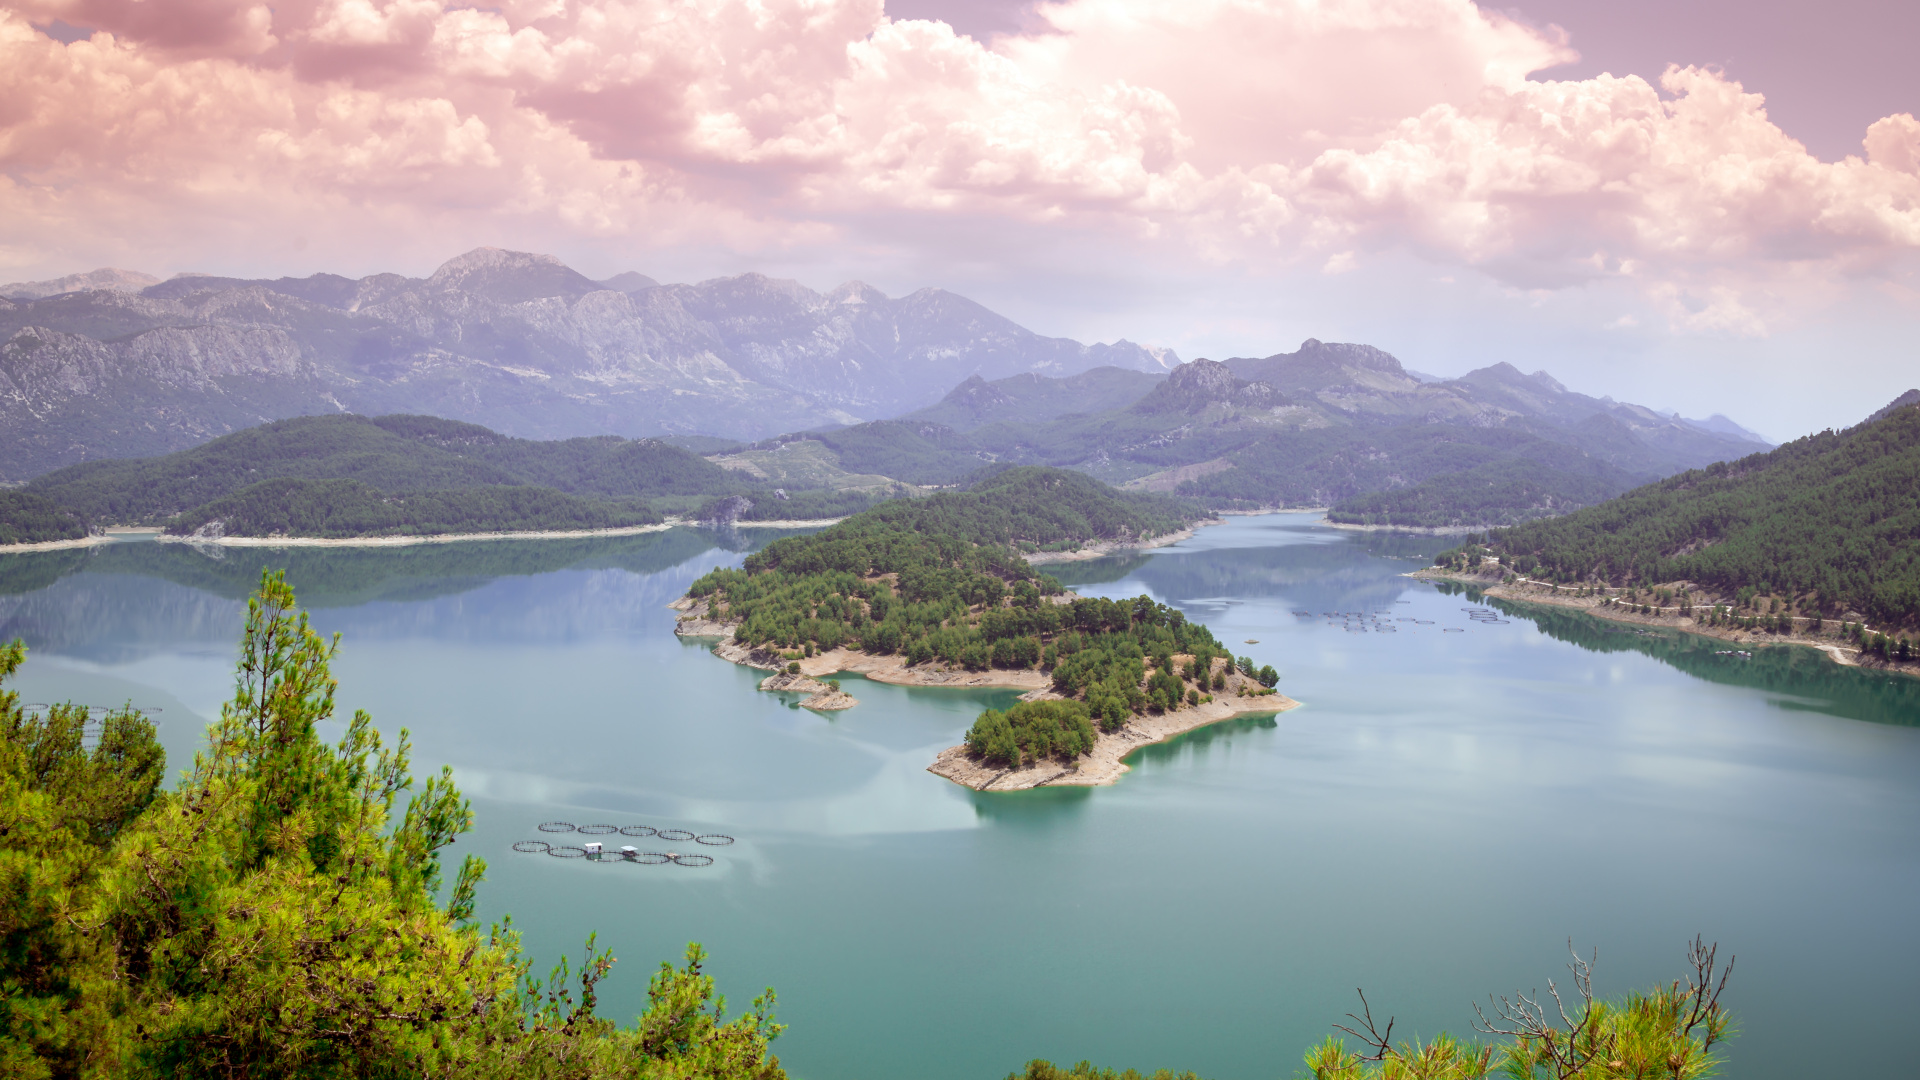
[675, 467, 1294, 789]
[1420, 392, 1920, 673]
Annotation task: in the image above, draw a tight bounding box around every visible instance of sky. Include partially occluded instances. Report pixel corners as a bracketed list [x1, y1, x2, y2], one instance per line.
[2, 0, 1916, 440]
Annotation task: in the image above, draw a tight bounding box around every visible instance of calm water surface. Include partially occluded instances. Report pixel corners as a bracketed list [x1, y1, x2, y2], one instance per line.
[2, 515, 1916, 1079]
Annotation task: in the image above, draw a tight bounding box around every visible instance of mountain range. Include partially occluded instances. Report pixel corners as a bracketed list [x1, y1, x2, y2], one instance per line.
[0, 249, 1174, 479]
[736, 341, 1773, 526]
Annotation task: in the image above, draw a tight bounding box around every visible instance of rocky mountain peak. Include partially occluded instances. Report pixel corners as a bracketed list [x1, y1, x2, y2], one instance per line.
[829, 281, 889, 306]
[2, 268, 162, 300]
[1136, 359, 1287, 414]
[939, 374, 1015, 408]
[425, 247, 601, 303]
[597, 271, 659, 293]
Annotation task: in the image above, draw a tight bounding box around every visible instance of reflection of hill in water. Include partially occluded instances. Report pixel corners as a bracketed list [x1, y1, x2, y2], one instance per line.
[0, 528, 811, 663]
[1044, 531, 1450, 615]
[1427, 582, 1920, 729]
[0, 527, 805, 605]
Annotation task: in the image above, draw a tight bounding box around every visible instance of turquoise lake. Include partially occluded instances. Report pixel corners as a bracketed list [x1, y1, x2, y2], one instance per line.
[3, 513, 1916, 1079]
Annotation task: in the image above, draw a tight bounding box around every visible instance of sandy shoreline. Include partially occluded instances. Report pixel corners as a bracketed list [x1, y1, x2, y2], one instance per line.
[134, 516, 844, 548]
[925, 688, 1299, 790]
[156, 522, 677, 547]
[1022, 522, 1215, 565]
[1412, 567, 1917, 676]
[1322, 519, 1482, 535]
[0, 534, 116, 553]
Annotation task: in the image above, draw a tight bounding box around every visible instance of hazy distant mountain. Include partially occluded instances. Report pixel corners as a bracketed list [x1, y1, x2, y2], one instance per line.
[0, 248, 1175, 479]
[1673, 413, 1770, 445]
[1, 268, 160, 300]
[1867, 389, 1920, 425]
[1221, 339, 1772, 474]
[899, 367, 1166, 430]
[761, 344, 1773, 527]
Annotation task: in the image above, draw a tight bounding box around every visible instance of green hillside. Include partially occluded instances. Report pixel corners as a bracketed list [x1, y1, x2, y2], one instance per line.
[899, 367, 1166, 431]
[1187, 424, 1645, 515]
[0, 490, 91, 545]
[26, 414, 741, 525]
[163, 478, 662, 539]
[1451, 395, 1920, 627]
[18, 413, 889, 538]
[1325, 450, 1639, 527]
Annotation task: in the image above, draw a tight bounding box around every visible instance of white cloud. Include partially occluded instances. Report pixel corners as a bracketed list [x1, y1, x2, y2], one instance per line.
[1, 0, 1917, 339]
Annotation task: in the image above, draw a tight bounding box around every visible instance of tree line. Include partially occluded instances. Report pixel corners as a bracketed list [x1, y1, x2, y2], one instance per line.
[1436, 403, 1920, 628]
[163, 478, 663, 538]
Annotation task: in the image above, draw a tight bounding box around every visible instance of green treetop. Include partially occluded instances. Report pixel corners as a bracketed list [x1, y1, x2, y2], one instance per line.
[0, 570, 785, 1080]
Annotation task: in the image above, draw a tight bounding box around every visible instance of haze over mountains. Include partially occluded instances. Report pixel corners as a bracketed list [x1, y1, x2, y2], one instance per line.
[1, 247, 1781, 529]
[0, 248, 1174, 478]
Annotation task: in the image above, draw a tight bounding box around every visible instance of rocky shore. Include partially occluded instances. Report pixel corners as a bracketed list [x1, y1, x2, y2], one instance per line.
[1021, 522, 1214, 565]
[925, 685, 1300, 791]
[757, 669, 858, 711]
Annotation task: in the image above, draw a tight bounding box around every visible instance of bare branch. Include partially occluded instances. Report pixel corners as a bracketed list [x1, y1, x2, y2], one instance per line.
[1331, 988, 1396, 1062]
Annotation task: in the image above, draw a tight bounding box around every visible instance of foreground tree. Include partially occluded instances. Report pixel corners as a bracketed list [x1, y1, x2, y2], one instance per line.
[1304, 940, 1735, 1080]
[0, 570, 784, 1080]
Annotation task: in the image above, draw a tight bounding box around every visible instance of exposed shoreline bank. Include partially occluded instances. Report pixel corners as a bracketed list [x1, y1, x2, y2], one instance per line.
[1322, 519, 1482, 535]
[157, 523, 677, 548]
[0, 534, 115, 553]
[139, 516, 847, 549]
[925, 689, 1299, 790]
[672, 599, 1056, 691]
[1413, 568, 1917, 677]
[673, 596, 1302, 790]
[1021, 521, 1215, 565]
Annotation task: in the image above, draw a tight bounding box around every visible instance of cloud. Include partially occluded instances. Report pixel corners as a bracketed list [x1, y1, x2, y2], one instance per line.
[2, 0, 1918, 335]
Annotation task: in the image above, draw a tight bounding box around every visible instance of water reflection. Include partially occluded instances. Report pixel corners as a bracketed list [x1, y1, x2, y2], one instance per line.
[0, 528, 803, 661]
[1044, 525, 1451, 618]
[1424, 580, 1920, 728]
[0, 527, 796, 605]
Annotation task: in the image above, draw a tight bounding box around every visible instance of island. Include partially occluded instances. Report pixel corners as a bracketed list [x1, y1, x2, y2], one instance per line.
[672, 466, 1300, 790]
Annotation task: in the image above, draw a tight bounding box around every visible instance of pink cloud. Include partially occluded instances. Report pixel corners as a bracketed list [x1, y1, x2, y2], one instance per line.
[2, 0, 1917, 334]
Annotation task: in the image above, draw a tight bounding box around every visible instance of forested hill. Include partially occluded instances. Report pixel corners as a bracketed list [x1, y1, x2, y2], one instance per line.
[794, 466, 1198, 555]
[0, 491, 89, 546]
[8, 413, 880, 541]
[1453, 393, 1920, 627]
[26, 414, 740, 524]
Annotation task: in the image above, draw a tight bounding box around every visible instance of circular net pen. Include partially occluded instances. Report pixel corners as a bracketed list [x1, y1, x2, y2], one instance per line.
[512, 840, 552, 854]
[620, 825, 658, 837]
[538, 821, 576, 833]
[577, 824, 620, 835]
[658, 829, 697, 842]
[547, 845, 589, 858]
[670, 854, 715, 867]
[695, 834, 736, 846]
